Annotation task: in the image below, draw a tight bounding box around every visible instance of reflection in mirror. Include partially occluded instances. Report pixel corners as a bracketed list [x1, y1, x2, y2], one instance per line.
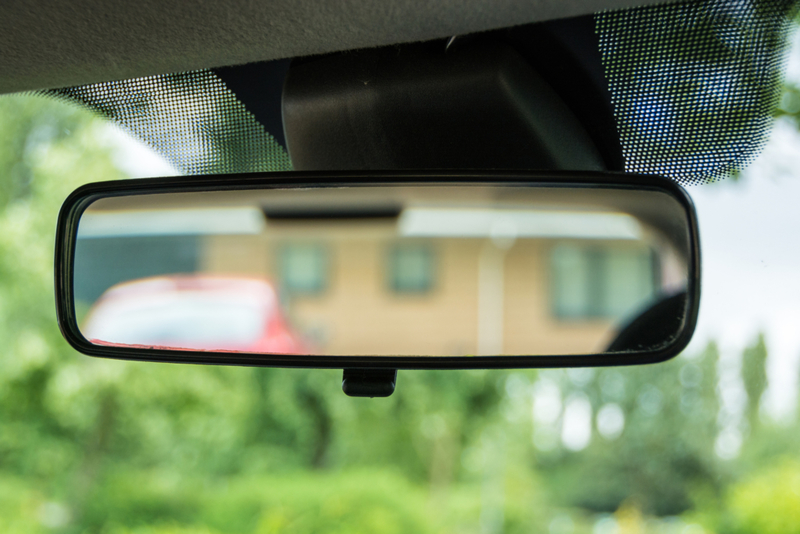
[72, 185, 692, 357]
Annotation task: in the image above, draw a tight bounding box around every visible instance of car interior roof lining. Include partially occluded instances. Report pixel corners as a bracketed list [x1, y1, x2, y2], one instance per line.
[0, 0, 670, 94]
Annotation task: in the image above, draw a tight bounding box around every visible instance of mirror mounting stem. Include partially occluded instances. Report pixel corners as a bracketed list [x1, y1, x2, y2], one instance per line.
[342, 369, 398, 397]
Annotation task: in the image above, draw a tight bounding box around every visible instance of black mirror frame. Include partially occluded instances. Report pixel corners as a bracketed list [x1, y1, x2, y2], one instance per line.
[55, 170, 701, 370]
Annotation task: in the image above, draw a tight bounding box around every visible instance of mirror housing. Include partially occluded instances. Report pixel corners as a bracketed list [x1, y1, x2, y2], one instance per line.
[55, 170, 700, 374]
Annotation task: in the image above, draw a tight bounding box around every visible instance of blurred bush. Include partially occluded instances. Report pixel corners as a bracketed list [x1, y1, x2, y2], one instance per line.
[722, 458, 800, 534]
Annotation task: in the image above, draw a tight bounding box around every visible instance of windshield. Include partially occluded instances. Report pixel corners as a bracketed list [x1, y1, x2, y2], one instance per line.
[2, 12, 800, 534]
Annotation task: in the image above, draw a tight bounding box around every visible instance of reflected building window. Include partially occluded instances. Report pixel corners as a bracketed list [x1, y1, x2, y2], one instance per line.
[388, 244, 434, 294]
[550, 244, 656, 320]
[279, 243, 328, 294]
[74, 235, 199, 305]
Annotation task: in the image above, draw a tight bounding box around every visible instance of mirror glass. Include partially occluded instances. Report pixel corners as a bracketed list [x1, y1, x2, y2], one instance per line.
[72, 184, 693, 357]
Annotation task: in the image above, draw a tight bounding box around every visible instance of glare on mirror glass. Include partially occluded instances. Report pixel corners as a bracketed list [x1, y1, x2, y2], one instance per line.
[73, 185, 691, 357]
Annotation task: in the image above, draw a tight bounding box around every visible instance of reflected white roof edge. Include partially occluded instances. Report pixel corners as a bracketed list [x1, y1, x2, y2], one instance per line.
[398, 209, 642, 240]
[78, 208, 266, 238]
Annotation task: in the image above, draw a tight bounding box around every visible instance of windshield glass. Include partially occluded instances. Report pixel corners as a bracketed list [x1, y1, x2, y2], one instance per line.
[2, 16, 800, 534]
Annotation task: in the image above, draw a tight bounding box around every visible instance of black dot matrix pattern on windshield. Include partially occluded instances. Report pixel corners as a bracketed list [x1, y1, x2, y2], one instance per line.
[597, 0, 798, 185]
[39, 70, 292, 175]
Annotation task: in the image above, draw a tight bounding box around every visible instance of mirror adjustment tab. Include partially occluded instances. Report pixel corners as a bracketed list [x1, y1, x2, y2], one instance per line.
[342, 369, 397, 397]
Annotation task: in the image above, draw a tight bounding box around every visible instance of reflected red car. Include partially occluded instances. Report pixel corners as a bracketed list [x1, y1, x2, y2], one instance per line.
[82, 275, 303, 354]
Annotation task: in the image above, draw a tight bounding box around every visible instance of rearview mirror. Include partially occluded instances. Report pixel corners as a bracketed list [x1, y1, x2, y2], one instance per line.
[55, 171, 700, 381]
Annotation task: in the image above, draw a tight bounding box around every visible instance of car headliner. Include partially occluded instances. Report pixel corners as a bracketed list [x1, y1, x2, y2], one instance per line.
[1, 0, 667, 95]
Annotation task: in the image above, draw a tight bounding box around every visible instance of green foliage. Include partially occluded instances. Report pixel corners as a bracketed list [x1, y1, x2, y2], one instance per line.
[537, 343, 723, 516]
[0, 466, 549, 534]
[775, 83, 800, 122]
[722, 459, 800, 534]
[0, 93, 127, 489]
[0, 474, 53, 534]
[741, 334, 768, 430]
